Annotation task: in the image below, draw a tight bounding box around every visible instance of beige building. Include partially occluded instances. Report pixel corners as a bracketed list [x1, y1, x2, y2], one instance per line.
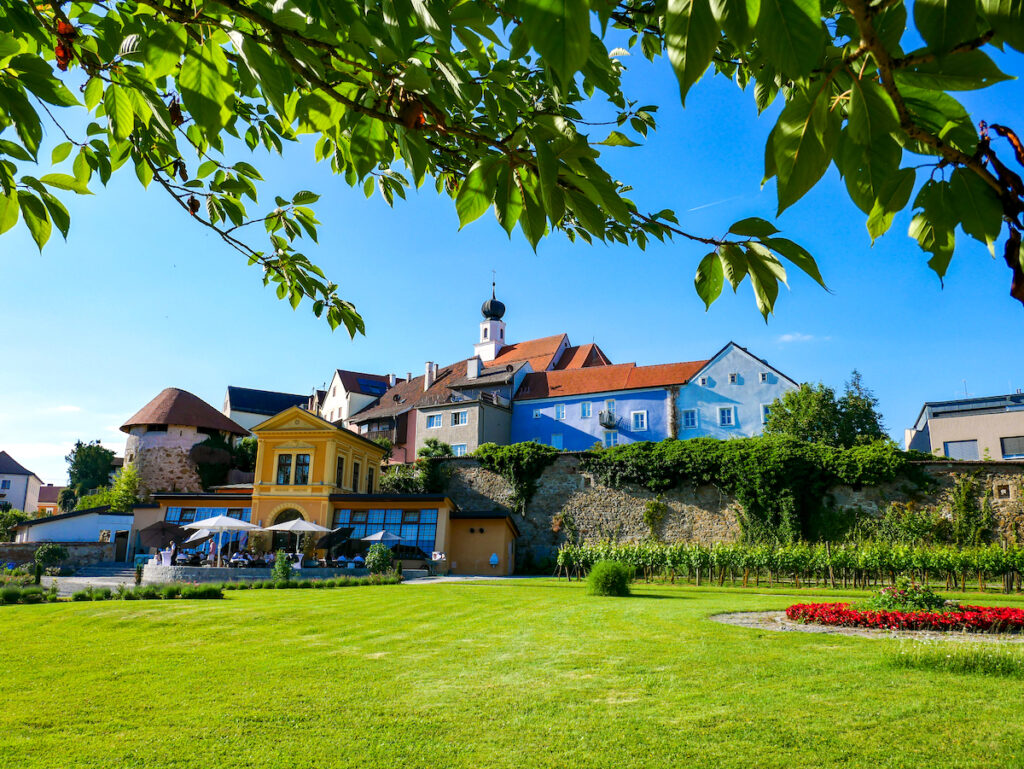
[905, 393, 1024, 461]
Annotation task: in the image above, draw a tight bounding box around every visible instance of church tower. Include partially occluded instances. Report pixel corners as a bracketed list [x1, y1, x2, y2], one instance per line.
[473, 283, 506, 362]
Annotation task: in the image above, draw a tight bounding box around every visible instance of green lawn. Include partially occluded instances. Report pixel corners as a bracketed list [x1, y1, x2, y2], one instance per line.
[2, 580, 1024, 768]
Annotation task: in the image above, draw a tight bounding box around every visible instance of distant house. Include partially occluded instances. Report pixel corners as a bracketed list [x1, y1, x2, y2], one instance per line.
[349, 288, 611, 461]
[512, 342, 798, 450]
[11, 503, 164, 562]
[0, 451, 42, 513]
[35, 484, 67, 516]
[222, 386, 310, 433]
[905, 393, 1024, 461]
[318, 369, 398, 425]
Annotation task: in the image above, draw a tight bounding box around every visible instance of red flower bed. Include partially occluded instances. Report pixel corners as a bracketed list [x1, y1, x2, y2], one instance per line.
[785, 603, 1024, 633]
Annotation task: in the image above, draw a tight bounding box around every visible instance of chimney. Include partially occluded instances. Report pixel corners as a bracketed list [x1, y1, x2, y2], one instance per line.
[467, 356, 481, 380]
[424, 361, 435, 391]
[388, 373, 396, 387]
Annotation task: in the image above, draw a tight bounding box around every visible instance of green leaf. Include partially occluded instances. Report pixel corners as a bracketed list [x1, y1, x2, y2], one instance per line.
[894, 50, 1013, 91]
[695, 252, 724, 309]
[745, 245, 784, 319]
[350, 118, 390, 177]
[51, 142, 73, 164]
[135, 158, 154, 188]
[950, 168, 1003, 254]
[914, 0, 978, 54]
[84, 78, 103, 111]
[520, 0, 591, 84]
[755, 0, 825, 78]
[728, 217, 779, 237]
[535, 138, 562, 224]
[666, 0, 720, 105]
[18, 192, 50, 252]
[773, 86, 838, 213]
[236, 35, 292, 118]
[411, 0, 452, 43]
[40, 192, 70, 239]
[835, 130, 902, 214]
[718, 242, 748, 290]
[517, 169, 547, 250]
[760, 237, 826, 288]
[596, 131, 642, 147]
[39, 174, 90, 194]
[178, 40, 235, 136]
[910, 180, 957, 279]
[0, 191, 19, 235]
[494, 164, 524, 235]
[709, 0, 759, 46]
[291, 190, 320, 205]
[846, 77, 898, 144]
[143, 22, 187, 80]
[456, 159, 499, 228]
[900, 86, 977, 155]
[981, 0, 1024, 52]
[866, 168, 915, 242]
[104, 85, 134, 141]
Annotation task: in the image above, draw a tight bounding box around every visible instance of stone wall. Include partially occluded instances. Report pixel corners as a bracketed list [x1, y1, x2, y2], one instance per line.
[132, 446, 204, 496]
[0, 541, 115, 567]
[440, 456, 1024, 563]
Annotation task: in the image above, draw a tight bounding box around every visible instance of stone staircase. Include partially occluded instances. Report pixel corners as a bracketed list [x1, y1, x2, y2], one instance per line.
[73, 562, 137, 578]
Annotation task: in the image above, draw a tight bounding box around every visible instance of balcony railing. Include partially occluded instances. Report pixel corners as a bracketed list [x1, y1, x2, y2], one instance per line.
[598, 410, 617, 428]
[363, 427, 397, 443]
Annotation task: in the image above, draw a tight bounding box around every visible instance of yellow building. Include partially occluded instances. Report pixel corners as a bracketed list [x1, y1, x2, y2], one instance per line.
[149, 406, 518, 574]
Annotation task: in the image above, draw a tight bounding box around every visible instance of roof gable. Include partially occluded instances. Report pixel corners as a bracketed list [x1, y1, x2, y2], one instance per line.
[493, 333, 568, 372]
[553, 343, 612, 370]
[0, 451, 36, 477]
[251, 405, 340, 433]
[692, 342, 798, 387]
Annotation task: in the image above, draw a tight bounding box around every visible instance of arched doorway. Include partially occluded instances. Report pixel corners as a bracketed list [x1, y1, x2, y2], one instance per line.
[271, 509, 304, 553]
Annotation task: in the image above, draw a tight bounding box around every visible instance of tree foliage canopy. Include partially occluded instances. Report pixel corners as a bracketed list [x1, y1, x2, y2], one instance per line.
[2, 0, 1023, 332]
[764, 369, 887, 447]
[64, 439, 114, 493]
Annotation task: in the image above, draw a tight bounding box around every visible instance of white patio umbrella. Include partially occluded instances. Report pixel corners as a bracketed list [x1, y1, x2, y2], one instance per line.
[264, 518, 331, 558]
[184, 528, 213, 545]
[362, 530, 402, 545]
[184, 515, 262, 567]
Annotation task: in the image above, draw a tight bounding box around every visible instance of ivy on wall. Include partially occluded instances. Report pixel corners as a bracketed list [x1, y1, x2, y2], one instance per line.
[472, 442, 560, 514]
[581, 436, 931, 543]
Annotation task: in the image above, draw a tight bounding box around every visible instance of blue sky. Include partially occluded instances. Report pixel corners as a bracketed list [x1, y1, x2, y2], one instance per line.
[2, 40, 1023, 485]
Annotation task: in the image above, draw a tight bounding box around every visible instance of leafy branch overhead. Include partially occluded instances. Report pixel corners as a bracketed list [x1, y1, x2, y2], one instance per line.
[1, 0, 1022, 334]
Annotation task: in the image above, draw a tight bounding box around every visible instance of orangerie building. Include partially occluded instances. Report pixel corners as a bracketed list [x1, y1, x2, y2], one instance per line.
[147, 405, 518, 576]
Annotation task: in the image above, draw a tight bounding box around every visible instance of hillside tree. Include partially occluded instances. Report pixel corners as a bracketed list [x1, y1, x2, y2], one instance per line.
[65, 439, 115, 493]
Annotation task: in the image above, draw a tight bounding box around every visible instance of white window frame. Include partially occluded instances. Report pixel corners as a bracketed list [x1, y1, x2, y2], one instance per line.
[631, 410, 648, 431]
[452, 444, 468, 457]
[699, 377, 709, 387]
[760, 372, 769, 384]
[551, 433, 564, 450]
[554, 404, 566, 421]
[605, 399, 616, 415]
[729, 372, 738, 384]
[761, 403, 772, 425]
[533, 409, 541, 419]
[426, 414, 443, 429]
[718, 406, 735, 427]
[452, 410, 468, 427]
[603, 430, 619, 447]
[581, 401, 592, 418]
[681, 409, 698, 430]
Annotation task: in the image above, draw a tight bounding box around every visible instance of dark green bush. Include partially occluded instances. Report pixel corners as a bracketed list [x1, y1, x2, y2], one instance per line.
[20, 586, 44, 604]
[180, 584, 223, 599]
[1, 585, 22, 604]
[92, 587, 112, 601]
[134, 586, 159, 600]
[160, 584, 182, 599]
[587, 560, 633, 597]
[71, 589, 92, 602]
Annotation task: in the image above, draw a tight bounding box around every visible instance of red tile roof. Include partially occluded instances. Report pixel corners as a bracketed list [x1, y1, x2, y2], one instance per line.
[121, 388, 248, 435]
[37, 485, 66, 504]
[553, 343, 612, 370]
[516, 359, 709, 400]
[493, 334, 568, 372]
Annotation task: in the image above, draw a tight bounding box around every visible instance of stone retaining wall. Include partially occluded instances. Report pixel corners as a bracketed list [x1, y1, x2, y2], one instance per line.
[142, 564, 371, 584]
[0, 541, 115, 567]
[440, 456, 1024, 563]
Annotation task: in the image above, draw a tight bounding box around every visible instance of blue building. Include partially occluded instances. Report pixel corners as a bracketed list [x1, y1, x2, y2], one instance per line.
[510, 343, 798, 450]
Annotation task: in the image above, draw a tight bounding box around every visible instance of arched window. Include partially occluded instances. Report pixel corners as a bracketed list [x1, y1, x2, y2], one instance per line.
[483, 327, 488, 340]
[271, 509, 304, 553]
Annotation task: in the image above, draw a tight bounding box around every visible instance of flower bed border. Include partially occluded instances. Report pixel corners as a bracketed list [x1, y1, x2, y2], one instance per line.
[786, 602, 1024, 633]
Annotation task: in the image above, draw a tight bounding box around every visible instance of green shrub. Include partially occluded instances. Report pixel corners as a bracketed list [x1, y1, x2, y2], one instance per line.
[180, 584, 223, 599]
[859, 576, 949, 612]
[587, 560, 632, 596]
[71, 589, 92, 601]
[92, 587, 112, 601]
[34, 543, 69, 569]
[160, 584, 182, 599]
[1, 585, 22, 604]
[271, 550, 293, 583]
[133, 586, 159, 600]
[19, 586, 44, 604]
[297, 579, 313, 588]
[365, 543, 393, 575]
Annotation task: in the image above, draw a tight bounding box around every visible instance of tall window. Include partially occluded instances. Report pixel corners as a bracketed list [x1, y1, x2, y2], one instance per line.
[603, 431, 618, 447]
[551, 433, 563, 450]
[581, 402, 592, 418]
[718, 407, 734, 427]
[367, 468, 375, 492]
[631, 411, 647, 431]
[452, 411, 468, 426]
[294, 454, 310, 485]
[352, 462, 361, 492]
[555, 404, 565, 420]
[453, 444, 468, 456]
[276, 454, 292, 485]
[427, 414, 442, 429]
[605, 399, 616, 415]
[682, 409, 697, 429]
[729, 373, 738, 384]
[761, 404, 772, 425]
[0, 480, 9, 490]
[483, 327, 488, 339]
[336, 456, 345, 488]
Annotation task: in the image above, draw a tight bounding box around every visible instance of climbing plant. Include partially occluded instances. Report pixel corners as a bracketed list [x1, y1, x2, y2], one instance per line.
[473, 442, 559, 514]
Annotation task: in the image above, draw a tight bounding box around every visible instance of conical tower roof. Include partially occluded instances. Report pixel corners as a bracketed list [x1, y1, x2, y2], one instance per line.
[120, 388, 247, 435]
